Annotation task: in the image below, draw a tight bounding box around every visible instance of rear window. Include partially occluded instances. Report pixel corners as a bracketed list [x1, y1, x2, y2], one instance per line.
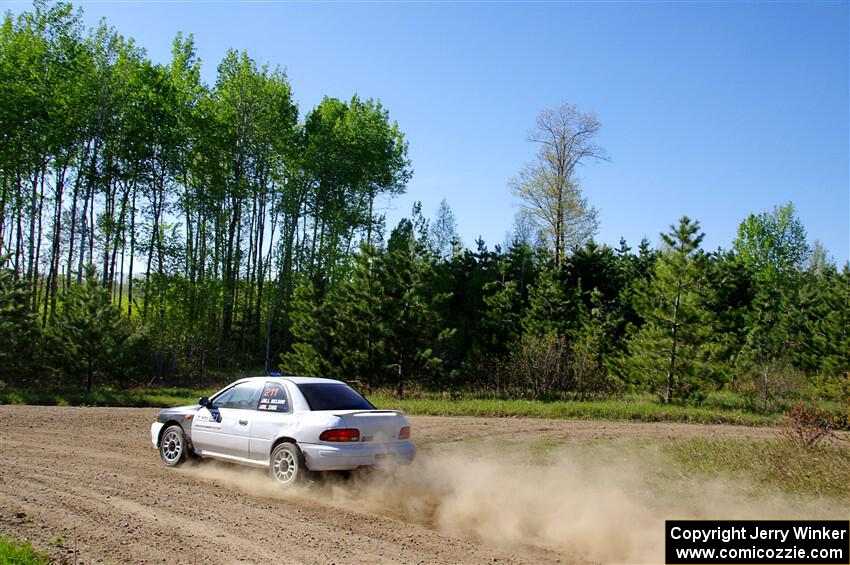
[297, 383, 375, 411]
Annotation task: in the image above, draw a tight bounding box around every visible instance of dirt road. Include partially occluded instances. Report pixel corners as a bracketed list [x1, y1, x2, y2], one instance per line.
[0, 405, 783, 564]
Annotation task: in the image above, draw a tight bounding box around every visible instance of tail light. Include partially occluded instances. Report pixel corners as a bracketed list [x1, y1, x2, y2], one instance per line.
[398, 426, 411, 440]
[319, 428, 360, 442]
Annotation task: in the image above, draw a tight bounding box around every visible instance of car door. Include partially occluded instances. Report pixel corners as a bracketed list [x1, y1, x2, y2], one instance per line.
[249, 380, 300, 462]
[192, 381, 261, 460]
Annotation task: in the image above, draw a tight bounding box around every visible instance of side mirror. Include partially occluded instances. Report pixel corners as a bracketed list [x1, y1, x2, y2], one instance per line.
[199, 396, 211, 408]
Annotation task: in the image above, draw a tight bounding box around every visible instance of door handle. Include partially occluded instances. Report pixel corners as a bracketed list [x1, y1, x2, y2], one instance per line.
[238, 420, 248, 426]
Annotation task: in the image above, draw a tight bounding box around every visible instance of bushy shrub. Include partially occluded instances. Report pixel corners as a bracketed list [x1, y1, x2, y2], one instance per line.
[779, 404, 843, 449]
[508, 333, 570, 399]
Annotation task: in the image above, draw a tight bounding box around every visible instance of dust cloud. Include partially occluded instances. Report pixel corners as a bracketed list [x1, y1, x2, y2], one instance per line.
[181, 443, 848, 564]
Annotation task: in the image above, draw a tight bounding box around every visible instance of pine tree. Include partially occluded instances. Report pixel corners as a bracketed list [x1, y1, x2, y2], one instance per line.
[279, 280, 324, 377]
[49, 267, 131, 392]
[0, 262, 40, 384]
[570, 289, 615, 396]
[815, 264, 850, 402]
[625, 217, 715, 402]
[382, 219, 450, 397]
[522, 266, 583, 339]
[328, 243, 391, 389]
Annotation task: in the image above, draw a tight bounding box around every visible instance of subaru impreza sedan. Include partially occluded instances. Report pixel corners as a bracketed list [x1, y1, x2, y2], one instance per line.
[150, 376, 415, 486]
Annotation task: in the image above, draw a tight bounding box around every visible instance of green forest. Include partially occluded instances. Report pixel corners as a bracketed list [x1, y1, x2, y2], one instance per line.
[1, 2, 848, 414]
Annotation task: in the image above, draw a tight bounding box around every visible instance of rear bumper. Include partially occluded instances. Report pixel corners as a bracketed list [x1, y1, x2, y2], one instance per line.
[150, 422, 164, 448]
[300, 440, 416, 471]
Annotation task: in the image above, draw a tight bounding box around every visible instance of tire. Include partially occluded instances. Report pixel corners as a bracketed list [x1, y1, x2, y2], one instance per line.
[159, 425, 188, 467]
[269, 443, 305, 487]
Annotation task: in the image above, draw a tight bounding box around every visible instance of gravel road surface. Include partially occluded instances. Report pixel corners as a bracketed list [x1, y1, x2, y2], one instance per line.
[0, 405, 779, 564]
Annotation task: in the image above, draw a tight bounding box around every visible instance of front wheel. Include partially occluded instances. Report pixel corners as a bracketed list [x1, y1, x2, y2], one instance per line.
[159, 425, 188, 467]
[269, 443, 305, 487]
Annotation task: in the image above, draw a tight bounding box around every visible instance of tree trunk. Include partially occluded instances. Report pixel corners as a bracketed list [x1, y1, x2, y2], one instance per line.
[665, 284, 682, 403]
[45, 162, 68, 324]
[127, 185, 136, 318]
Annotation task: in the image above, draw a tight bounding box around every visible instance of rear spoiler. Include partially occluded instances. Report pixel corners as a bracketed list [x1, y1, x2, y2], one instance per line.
[333, 409, 404, 417]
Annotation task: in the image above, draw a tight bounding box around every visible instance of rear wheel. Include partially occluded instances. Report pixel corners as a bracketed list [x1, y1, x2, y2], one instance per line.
[159, 425, 187, 467]
[269, 443, 305, 487]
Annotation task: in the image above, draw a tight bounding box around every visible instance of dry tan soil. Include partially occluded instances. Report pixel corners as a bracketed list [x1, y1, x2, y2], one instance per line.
[0, 405, 781, 564]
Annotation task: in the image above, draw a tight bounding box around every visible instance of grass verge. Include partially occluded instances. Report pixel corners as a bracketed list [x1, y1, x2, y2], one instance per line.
[0, 386, 780, 425]
[0, 534, 49, 565]
[524, 436, 850, 498]
[368, 394, 779, 426]
[0, 386, 214, 408]
[666, 437, 850, 498]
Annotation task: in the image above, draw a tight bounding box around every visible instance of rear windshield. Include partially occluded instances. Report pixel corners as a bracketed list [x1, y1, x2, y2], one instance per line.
[297, 383, 375, 411]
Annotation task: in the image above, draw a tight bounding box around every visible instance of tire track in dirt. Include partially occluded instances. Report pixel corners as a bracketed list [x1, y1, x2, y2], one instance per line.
[1, 405, 818, 564]
[0, 405, 572, 564]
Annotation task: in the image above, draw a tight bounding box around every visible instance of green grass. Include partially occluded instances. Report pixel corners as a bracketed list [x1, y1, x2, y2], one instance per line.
[0, 385, 782, 425]
[368, 393, 779, 426]
[0, 386, 214, 408]
[666, 437, 850, 498]
[0, 534, 49, 565]
[523, 436, 850, 498]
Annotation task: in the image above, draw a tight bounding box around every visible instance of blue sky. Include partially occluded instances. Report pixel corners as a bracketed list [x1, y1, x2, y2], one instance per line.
[6, 0, 849, 264]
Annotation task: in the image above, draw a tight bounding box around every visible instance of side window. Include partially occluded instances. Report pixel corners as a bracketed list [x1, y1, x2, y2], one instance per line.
[257, 382, 290, 413]
[214, 382, 261, 410]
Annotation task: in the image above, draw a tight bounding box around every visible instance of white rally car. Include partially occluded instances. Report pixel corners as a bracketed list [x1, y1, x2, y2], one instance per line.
[150, 376, 415, 486]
